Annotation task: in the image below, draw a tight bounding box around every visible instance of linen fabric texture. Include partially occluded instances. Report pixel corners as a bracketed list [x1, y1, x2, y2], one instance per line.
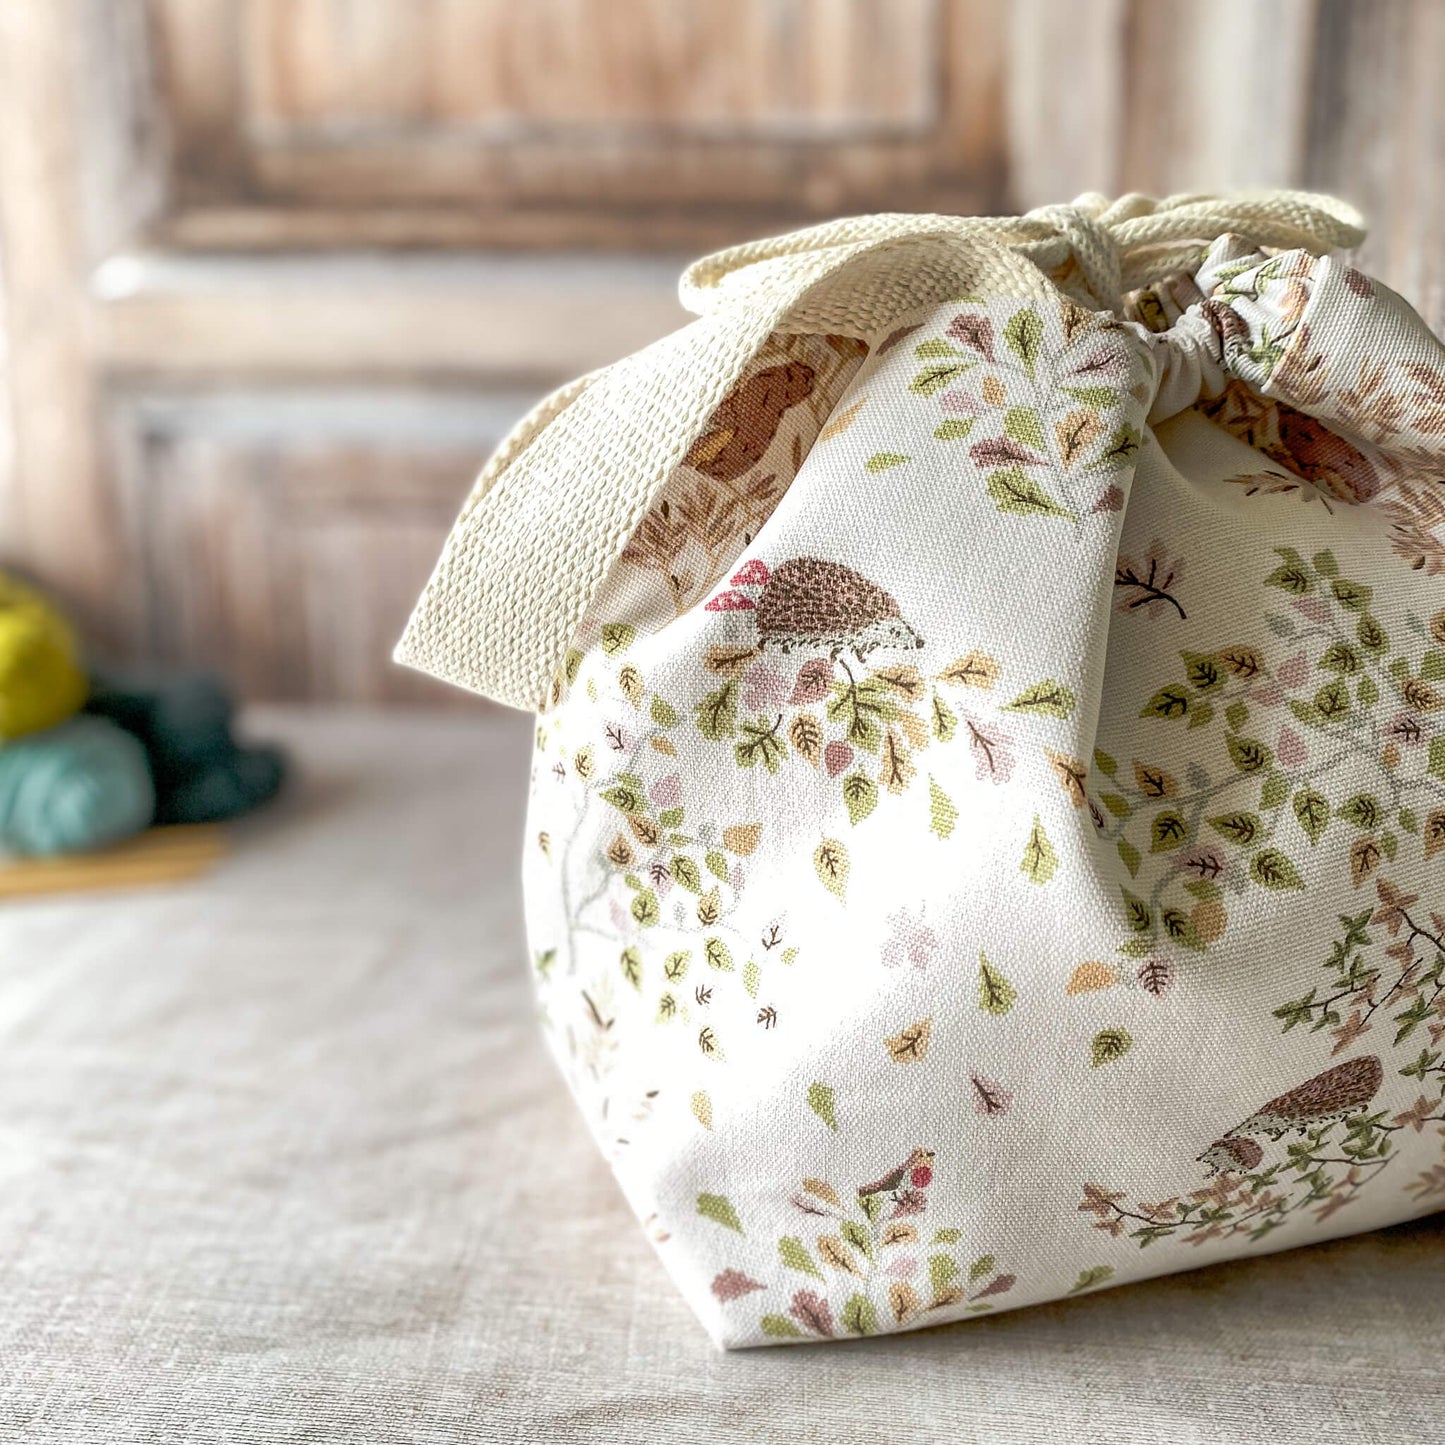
[399, 193, 1445, 1348]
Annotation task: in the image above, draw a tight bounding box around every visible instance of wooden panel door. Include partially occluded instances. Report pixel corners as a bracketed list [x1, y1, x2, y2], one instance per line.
[0, 0, 1441, 701]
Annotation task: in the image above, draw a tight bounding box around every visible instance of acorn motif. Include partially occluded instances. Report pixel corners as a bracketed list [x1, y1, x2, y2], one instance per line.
[705, 557, 924, 663]
[683, 361, 816, 482]
[1197, 1055, 1384, 1174]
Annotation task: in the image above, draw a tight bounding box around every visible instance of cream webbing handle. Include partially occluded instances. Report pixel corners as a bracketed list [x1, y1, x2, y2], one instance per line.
[395, 191, 1363, 713]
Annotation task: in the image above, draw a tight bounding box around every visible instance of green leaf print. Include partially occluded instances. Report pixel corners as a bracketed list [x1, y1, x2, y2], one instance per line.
[928, 776, 959, 839]
[619, 947, 642, 990]
[1140, 686, 1189, 721]
[1293, 787, 1330, 845]
[779, 1236, 823, 1279]
[968, 1254, 996, 1283]
[934, 418, 976, 441]
[697, 1193, 744, 1234]
[1090, 1029, 1133, 1067]
[842, 771, 878, 826]
[841, 1294, 878, 1335]
[986, 466, 1074, 520]
[1250, 849, 1305, 890]
[670, 855, 701, 892]
[1087, 423, 1144, 471]
[1020, 814, 1058, 883]
[1225, 734, 1273, 774]
[1002, 308, 1043, 378]
[1210, 811, 1262, 846]
[630, 890, 660, 927]
[696, 681, 738, 741]
[807, 1082, 839, 1131]
[1265, 549, 1313, 595]
[1004, 405, 1045, 450]
[1330, 577, 1372, 611]
[735, 716, 787, 772]
[1004, 678, 1076, 718]
[704, 936, 734, 972]
[978, 954, 1017, 1015]
[1069, 1265, 1115, 1293]
[929, 1254, 959, 1299]
[760, 1314, 803, 1339]
[911, 361, 975, 396]
[1428, 737, 1445, 782]
[600, 622, 635, 655]
[865, 452, 910, 472]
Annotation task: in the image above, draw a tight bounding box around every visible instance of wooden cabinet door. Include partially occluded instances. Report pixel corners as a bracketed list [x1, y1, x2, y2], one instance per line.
[1, 0, 1440, 700]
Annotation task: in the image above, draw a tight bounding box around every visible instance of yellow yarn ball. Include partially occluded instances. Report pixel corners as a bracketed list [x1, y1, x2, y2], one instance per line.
[0, 571, 88, 742]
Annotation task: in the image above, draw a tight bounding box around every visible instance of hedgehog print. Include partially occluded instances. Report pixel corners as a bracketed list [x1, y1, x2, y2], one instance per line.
[1197, 1055, 1384, 1174]
[705, 558, 924, 663]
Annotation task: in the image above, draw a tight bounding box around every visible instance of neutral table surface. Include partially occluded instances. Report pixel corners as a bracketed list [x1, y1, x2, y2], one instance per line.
[2, 708, 1442, 1445]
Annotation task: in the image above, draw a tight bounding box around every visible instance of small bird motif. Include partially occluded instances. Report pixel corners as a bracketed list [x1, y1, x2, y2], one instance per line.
[683, 362, 816, 482]
[858, 1146, 935, 1204]
[705, 556, 924, 663]
[1197, 1055, 1384, 1174]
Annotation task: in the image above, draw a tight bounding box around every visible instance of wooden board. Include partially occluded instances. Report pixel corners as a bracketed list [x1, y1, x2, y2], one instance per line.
[0, 825, 228, 899]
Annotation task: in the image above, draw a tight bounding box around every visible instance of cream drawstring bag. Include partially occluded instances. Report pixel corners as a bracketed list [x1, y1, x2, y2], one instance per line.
[399, 192, 1445, 1348]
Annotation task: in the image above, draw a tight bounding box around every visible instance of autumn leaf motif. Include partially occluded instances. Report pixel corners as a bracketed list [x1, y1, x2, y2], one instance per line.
[803, 1177, 841, 1207]
[928, 777, 958, 839]
[888, 1281, 923, 1325]
[1115, 542, 1187, 620]
[813, 839, 849, 899]
[1090, 1029, 1133, 1067]
[969, 1074, 1014, 1116]
[1020, 814, 1058, 883]
[937, 652, 1000, 689]
[788, 712, 823, 766]
[779, 1236, 823, 1279]
[807, 1082, 838, 1131]
[885, 1018, 933, 1063]
[1066, 961, 1118, 995]
[817, 1235, 864, 1276]
[977, 954, 1017, 1015]
[711, 1269, 765, 1302]
[697, 1193, 744, 1234]
[1136, 957, 1174, 996]
[788, 1289, 835, 1336]
[1047, 750, 1089, 807]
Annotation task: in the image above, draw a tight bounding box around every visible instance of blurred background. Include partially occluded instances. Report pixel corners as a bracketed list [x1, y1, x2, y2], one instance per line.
[0, 0, 1442, 707]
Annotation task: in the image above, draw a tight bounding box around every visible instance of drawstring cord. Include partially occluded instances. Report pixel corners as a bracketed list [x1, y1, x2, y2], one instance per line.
[683, 190, 1366, 315]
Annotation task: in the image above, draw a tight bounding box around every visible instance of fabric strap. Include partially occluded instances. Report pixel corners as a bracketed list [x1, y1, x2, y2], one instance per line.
[394, 191, 1365, 713]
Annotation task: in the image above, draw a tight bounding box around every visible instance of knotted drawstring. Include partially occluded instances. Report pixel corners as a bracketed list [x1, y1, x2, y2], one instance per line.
[683, 190, 1367, 317]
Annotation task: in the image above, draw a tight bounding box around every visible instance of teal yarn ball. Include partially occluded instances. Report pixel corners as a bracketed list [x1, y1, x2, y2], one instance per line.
[0, 715, 156, 857]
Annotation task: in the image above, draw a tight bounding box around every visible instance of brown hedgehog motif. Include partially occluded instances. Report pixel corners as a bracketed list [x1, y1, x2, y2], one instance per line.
[1198, 1055, 1384, 1174]
[683, 361, 816, 482]
[705, 557, 925, 663]
[1195, 379, 1379, 502]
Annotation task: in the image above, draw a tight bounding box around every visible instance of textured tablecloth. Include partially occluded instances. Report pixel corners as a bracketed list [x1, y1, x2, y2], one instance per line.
[1, 708, 1441, 1445]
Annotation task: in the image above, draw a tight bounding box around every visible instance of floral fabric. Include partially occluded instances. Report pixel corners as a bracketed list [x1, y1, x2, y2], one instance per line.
[522, 234, 1445, 1347]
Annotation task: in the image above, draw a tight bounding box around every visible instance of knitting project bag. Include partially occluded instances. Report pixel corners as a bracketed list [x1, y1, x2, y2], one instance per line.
[398, 192, 1445, 1348]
